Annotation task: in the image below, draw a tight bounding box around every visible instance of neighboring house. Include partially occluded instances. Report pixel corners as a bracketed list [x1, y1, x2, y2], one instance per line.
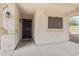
[0, 3, 79, 53]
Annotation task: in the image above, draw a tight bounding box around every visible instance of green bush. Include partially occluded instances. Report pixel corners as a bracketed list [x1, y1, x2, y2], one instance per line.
[69, 20, 78, 26]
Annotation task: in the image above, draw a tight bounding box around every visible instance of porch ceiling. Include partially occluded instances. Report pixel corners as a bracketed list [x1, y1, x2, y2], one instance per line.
[17, 3, 79, 16]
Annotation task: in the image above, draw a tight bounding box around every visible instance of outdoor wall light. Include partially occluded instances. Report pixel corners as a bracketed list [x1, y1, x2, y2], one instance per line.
[3, 4, 11, 19]
[5, 11, 11, 19]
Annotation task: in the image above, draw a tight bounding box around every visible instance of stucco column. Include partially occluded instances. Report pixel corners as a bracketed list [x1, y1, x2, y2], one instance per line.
[0, 27, 7, 49]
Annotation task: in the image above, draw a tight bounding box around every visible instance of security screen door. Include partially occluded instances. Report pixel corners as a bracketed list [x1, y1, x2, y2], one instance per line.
[22, 19, 32, 39]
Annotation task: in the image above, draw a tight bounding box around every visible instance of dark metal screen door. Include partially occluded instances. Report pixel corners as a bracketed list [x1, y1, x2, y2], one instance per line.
[22, 19, 32, 39]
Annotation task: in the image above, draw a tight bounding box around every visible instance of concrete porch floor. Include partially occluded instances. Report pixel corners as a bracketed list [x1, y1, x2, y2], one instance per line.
[12, 39, 79, 56]
[1, 39, 79, 56]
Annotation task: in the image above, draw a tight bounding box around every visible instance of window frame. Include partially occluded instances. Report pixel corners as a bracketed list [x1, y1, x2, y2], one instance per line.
[47, 16, 64, 31]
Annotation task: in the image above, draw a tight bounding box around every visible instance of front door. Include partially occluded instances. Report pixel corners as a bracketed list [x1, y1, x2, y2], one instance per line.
[22, 19, 32, 39]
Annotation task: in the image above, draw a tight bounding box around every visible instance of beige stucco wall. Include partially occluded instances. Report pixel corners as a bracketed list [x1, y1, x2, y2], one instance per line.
[0, 4, 7, 49]
[0, 4, 3, 28]
[0, 3, 21, 50]
[34, 10, 69, 44]
[14, 4, 21, 49]
[22, 15, 33, 19]
[0, 4, 3, 49]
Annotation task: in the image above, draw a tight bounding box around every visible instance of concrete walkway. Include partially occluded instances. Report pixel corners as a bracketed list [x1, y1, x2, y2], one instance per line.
[12, 40, 40, 56]
[12, 40, 79, 56]
[1, 39, 79, 56]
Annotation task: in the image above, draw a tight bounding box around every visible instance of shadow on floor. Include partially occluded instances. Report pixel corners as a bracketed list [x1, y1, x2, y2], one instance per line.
[70, 34, 79, 44]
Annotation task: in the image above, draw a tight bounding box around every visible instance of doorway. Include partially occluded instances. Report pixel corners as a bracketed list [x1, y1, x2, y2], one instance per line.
[22, 19, 32, 39]
[15, 19, 34, 50]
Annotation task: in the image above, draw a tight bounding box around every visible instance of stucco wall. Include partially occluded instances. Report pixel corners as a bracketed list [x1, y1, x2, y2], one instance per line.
[0, 4, 3, 49]
[0, 4, 3, 28]
[14, 4, 21, 49]
[1, 4, 21, 50]
[22, 15, 33, 19]
[34, 10, 69, 44]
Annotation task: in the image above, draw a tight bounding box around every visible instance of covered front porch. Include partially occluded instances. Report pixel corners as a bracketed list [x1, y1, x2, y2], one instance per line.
[0, 3, 79, 56]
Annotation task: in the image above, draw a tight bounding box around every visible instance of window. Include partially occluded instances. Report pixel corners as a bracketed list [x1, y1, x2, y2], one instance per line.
[48, 17, 63, 29]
